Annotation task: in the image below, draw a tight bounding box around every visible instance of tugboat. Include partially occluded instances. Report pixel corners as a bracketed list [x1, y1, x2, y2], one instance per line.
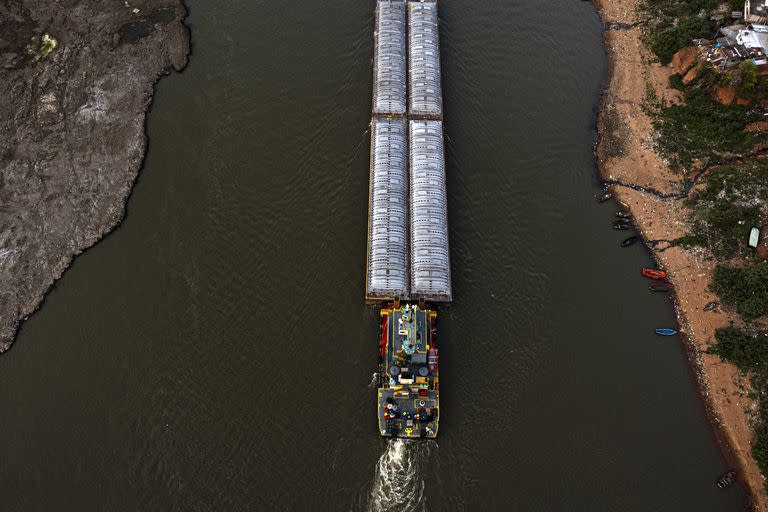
[377, 303, 439, 439]
[642, 268, 667, 280]
[716, 470, 737, 489]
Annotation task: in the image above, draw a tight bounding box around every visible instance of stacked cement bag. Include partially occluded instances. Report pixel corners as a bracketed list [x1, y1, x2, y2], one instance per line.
[366, 119, 410, 300]
[409, 120, 451, 302]
[408, 2, 442, 117]
[372, 1, 407, 116]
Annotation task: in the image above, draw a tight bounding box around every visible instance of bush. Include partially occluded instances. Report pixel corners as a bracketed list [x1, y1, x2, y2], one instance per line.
[711, 264, 768, 320]
[738, 61, 759, 100]
[650, 89, 763, 171]
[672, 233, 707, 247]
[648, 17, 713, 65]
[709, 326, 768, 368]
[687, 164, 768, 257]
[709, 326, 768, 489]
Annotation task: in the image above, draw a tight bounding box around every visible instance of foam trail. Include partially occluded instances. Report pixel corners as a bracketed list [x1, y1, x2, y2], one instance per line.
[368, 372, 379, 389]
[367, 440, 430, 512]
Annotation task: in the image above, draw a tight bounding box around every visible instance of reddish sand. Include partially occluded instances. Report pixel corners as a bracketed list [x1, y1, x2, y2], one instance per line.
[594, 1, 768, 509]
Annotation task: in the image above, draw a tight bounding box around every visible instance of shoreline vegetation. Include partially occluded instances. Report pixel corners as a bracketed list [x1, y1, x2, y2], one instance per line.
[594, 0, 768, 508]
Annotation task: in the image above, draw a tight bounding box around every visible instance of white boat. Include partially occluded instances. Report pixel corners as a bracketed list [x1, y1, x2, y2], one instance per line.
[749, 227, 760, 248]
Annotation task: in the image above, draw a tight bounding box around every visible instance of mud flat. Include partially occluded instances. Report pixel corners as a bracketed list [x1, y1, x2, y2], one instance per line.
[594, 0, 768, 508]
[0, 0, 190, 352]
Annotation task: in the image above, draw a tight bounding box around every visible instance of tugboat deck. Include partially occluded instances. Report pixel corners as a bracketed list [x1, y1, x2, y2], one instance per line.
[377, 304, 439, 438]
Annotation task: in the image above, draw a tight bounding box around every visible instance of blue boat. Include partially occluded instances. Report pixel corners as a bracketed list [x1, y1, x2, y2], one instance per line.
[655, 328, 678, 336]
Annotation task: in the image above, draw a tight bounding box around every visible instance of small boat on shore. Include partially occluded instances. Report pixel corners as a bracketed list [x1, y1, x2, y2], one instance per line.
[621, 236, 638, 247]
[613, 222, 630, 230]
[649, 282, 672, 292]
[642, 268, 667, 280]
[598, 192, 613, 203]
[716, 470, 736, 489]
[616, 211, 631, 218]
[655, 328, 678, 336]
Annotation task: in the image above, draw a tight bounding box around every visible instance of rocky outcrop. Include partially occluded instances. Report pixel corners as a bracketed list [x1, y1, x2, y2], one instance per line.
[671, 46, 699, 76]
[682, 61, 705, 85]
[0, 1, 190, 352]
[745, 121, 768, 132]
[712, 84, 738, 106]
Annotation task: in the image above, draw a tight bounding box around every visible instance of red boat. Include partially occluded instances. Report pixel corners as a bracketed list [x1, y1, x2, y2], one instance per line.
[649, 282, 672, 292]
[642, 268, 667, 280]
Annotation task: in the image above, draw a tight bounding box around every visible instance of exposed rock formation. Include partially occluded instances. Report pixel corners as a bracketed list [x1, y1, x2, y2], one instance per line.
[712, 84, 738, 106]
[745, 121, 768, 132]
[0, 0, 190, 352]
[671, 46, 699, 76]
[682, 61, 704, 85]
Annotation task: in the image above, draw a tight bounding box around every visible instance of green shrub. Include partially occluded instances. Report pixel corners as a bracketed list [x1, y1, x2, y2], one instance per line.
[688, 164, 768, 257]
[712, 264, 768, 320]
[650, 89, 763, 171]
[709, 326, 768, 488]
[672, 233, 707, 247]
[738, 60, 759, 100]
[648, 17, 713, 65]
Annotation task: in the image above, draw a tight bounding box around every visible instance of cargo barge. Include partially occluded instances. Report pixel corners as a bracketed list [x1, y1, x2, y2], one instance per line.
[366, 0, 449, 439]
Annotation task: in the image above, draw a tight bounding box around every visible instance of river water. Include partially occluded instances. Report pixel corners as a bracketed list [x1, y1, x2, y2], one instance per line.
[0, 1, 748, 510]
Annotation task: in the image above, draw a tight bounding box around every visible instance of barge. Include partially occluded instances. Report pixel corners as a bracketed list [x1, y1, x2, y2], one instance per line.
[366, 1, 449, 439]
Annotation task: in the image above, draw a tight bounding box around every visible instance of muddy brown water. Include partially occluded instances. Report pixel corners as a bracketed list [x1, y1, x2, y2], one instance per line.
[0, 1, 749, 510]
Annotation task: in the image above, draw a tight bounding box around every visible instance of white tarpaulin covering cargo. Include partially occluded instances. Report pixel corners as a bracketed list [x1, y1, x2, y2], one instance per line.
[373, 1, 407, 115]
[408, 2, 442, 117]
[367, 118, 410, 300]
[409, 120, 451, 302]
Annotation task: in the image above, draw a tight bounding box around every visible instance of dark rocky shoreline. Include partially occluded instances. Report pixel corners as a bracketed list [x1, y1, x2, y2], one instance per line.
[0, 0, 190, 353]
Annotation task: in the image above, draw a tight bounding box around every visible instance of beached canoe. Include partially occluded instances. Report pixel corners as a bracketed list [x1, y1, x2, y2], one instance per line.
[642, 268, 667, 280]
[655, 328, 678, 336]
[716, 470, 736, 489]
[615, 211, 631, 219]
[649, 282, 672, 292]
[621, 236, 638, 247]
[613, 222, 630, 230]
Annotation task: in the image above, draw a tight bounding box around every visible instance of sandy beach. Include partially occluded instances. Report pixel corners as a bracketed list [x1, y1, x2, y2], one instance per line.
[593, 0, 768, 508]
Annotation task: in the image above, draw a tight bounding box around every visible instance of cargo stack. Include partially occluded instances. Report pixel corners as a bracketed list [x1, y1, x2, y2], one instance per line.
[407, 1, 451, 303]
[366, 0, 451, 304]
[366, 1, 409, 301]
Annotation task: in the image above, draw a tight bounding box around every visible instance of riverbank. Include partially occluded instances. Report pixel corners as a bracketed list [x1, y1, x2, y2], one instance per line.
[0, 0, 190, 352]
[593, 0, 768, 508]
